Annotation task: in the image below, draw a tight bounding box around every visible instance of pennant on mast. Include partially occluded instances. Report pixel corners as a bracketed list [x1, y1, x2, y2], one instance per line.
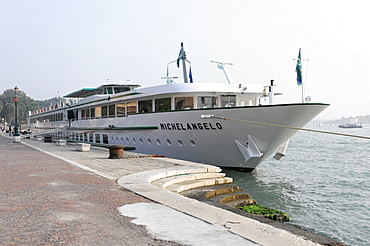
[296, 48, 302, 86]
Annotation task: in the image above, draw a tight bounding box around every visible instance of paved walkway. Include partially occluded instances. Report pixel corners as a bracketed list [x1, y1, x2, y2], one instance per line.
[0, 134, 322, 246]
[0, 134, 183, 245]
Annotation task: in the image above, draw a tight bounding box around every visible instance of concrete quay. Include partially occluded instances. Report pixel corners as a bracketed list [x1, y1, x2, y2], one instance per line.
[0, 133, 324, 246]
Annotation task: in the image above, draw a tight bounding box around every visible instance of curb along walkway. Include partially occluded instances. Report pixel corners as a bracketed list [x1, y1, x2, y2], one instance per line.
[2, 134, 321, 246]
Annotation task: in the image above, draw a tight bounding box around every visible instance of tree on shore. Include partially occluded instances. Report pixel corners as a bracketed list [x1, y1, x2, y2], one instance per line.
[0, 89, 46, 125]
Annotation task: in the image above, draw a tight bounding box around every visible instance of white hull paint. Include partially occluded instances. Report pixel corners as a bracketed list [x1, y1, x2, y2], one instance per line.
[41, 103, 326, 171]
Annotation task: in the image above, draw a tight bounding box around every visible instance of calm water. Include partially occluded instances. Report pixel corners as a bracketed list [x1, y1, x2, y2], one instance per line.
[225, 125, 370, 246]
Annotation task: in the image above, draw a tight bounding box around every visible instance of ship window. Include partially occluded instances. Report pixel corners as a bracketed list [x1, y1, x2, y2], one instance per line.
[127, 101, 137, 115]
[107, 87, 113, 94]
[80, 109, 84, 119]
[197, 96, 218, 108]
[155, 98, 171, 112]
[85, 108, 90, 118]
[90, 108, 95, 118]
[116, 103, 125, 116]
[67, 109, 78, 120]
[139, 100, 152, 113]
[175, 97, 193, 110]
[89, 133, 93, 142]
[103, 134, 108, 144]
[95, 107, 100, 117]
[190, 140, 196, 147]
[101, 106, 108, 117]
[81, 110, 86, 119]
[114, 87, 129, 93]
[166, 139, 172, 146]
[109, 104, 115, 116]
[221, 95, 236, 107]
[239, 97, 255, 106]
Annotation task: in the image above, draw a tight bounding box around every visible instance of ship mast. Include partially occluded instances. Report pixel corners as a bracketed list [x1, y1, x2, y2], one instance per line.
[163, 43, 192, 84]
[179, 42, 188, 83]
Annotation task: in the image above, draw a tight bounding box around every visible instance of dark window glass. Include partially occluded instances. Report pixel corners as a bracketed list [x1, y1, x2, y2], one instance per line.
[103, 134, 108, 144]
[109, 104, 115, 116]
[138, 100, 152, 113]
[101, 106, 108, 117]
[155, 98, 171, 112]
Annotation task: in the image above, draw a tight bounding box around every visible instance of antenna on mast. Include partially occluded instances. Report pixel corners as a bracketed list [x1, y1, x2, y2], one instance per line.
[211, 60, 235, 84]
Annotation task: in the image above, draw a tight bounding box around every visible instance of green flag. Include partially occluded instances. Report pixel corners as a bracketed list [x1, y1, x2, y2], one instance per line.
[296, 49, 302, 85]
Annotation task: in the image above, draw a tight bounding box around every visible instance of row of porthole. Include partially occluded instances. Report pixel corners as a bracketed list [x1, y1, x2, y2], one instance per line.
[111, 136, 196, 147]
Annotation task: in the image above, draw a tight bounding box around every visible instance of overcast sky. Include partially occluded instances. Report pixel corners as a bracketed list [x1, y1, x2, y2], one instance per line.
[1, 0, 369, 120]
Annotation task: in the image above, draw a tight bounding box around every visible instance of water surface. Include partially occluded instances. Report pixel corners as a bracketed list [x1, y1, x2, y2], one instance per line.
[226, 125, 370, 246]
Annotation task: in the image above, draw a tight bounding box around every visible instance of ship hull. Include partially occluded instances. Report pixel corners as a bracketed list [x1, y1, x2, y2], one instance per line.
[43, 103, 327, 171]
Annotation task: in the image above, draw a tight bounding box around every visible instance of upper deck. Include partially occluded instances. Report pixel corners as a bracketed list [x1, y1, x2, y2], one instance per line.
[27, 81, 285, 129]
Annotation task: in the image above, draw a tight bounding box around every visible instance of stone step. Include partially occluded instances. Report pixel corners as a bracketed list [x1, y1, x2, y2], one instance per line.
[205, 186, 243, 199]
[147, 167, 222, 183]
[152, 172, 226, 189]
[166, 177, 233, 193]
[205, 186, 256, 209]
[219, 193, 256, 208]
[181, 184, 256, 209]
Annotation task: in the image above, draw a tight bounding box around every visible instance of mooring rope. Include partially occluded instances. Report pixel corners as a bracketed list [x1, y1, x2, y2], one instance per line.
[208, 115, 370, 140]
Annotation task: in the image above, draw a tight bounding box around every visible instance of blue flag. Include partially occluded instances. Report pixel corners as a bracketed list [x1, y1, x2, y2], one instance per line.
[296, 49, 302, 85]
[177, 47, 184, 68]
[189, 66, 193, 83]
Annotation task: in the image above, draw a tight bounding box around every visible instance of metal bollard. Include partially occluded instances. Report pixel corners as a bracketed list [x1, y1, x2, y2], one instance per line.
[108, 145, 125, 159]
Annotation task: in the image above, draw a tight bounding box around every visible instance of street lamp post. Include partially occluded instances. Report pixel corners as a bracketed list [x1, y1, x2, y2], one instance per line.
[13, 86, 19, 137]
